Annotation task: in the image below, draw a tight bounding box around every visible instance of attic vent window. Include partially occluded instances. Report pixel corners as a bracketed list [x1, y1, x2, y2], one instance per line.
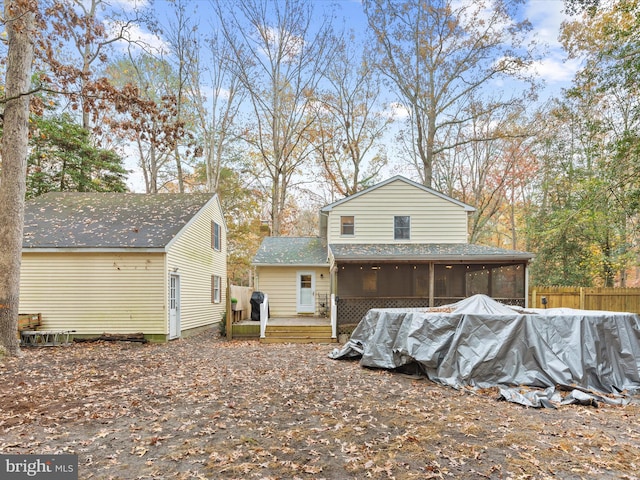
[394, 215, 410, 240]
[341, 216, 354, 236]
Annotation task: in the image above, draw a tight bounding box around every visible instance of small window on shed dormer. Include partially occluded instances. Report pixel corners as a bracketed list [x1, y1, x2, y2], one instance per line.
[394, 215, 410, 240]
[341, 216, 355, 236]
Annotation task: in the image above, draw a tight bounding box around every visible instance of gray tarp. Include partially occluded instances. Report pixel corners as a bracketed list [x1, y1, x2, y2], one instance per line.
[329, 295, 640, 406]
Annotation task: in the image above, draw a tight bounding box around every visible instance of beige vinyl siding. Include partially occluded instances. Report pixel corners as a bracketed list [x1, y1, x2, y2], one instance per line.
[19, 252, 166, 334]
[255, 266, 330, 317]
[167, 197, 227, 332]
[327, 179, 468, 244]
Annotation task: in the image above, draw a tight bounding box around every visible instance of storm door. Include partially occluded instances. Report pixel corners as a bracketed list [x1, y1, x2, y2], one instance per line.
[169, 273, 181, 339]
[296, 271, 315, 314]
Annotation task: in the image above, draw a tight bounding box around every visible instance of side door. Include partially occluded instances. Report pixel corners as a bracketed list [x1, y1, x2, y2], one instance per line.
[296, 271, 315, 314]
[169, 273, 181, 339]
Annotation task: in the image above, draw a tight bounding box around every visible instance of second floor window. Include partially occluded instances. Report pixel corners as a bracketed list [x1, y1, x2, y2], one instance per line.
[394, 215, 410, 240]
[212, 221, 221, 251]
[341, 216, 355, 235]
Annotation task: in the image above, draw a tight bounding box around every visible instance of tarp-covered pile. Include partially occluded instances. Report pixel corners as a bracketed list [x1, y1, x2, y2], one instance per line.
[329, 295, 640, 407]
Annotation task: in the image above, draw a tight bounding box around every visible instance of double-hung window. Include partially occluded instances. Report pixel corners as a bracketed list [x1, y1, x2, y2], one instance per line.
[341, 216, 355, 236]
[212, 221, 221, 251]
[212, 275, 221, 303]
[394, 215, 410, 240]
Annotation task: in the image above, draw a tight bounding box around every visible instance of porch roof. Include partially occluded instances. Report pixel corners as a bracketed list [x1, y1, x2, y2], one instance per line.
[253, 237, 329, 266]
[329, 243, 534, 263]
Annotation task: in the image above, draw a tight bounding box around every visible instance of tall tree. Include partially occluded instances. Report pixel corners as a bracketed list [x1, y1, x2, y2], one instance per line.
[105, 55, 186, 193]
[218, 167, 264, 285]
[215, 0, 338, 235]
[363, 0, 538, 188]
[311, 34, 391, 198]
[533, 0, 640, 286]
[27, 113, 128, 197]
[434, 100, 537, 246]
[527, 89, 638, 287]
[526, 105, 598, 286]
[158, 0, 197, 193]
[0, 0, 37, 356]
[182, 3, 245, 194]
[43, 0, 148, 134]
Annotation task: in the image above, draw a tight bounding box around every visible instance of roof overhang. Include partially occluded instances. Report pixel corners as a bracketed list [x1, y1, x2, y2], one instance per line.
[22, 247, 167, 254]
[329, 243, 534, 263]
[253, 263, 329, 268]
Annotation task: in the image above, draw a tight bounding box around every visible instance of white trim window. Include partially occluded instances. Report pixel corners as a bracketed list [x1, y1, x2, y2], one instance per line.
[212, 221, 221, 251]
[212, 275, 221, 303]
[340, 215, 355, 236]
[394, 215, 410, 240]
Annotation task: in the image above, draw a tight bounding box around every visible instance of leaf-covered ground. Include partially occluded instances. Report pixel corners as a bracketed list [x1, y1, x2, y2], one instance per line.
[1, 328, 640, 479]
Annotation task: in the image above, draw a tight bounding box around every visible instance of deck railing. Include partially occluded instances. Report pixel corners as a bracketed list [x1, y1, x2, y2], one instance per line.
[330, 294, 337, 339]
[259, 293, 269, 339]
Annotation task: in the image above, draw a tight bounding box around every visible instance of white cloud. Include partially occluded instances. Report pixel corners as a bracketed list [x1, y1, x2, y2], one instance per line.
[105, 0, 150, 11]
[255, 25, 305, 62]
[388, 102, 410, 121]
[529, 55, 582, 83]
[523, 1, 584, 87]
[525, 0, 576, 49]
[107, 20, 170, 55]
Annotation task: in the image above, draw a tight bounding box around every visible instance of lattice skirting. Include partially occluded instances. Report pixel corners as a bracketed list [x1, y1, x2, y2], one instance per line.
[336, 297, 430, 335]
[336, 296, 526, 335]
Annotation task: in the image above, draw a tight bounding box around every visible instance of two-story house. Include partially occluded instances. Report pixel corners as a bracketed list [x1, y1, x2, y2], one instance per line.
[252, 175, 533, 342]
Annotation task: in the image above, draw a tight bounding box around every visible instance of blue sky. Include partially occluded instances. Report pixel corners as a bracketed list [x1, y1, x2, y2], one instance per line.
[107, 0, 582, 192]
[114, 0, 581, 96]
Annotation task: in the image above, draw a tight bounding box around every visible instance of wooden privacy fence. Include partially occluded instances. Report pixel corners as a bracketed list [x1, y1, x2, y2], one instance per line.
[529, 287, 640, 314]
[229, 284, 253, 322]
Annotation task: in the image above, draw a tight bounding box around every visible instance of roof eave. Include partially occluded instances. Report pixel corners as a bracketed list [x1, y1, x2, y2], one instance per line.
[333, 254, 534, 262]
[252, 262, 329, 267]
[22, 247, 167, 253]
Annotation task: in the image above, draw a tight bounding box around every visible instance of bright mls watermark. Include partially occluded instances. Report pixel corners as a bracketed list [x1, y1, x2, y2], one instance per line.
[1, 455, 78, 479]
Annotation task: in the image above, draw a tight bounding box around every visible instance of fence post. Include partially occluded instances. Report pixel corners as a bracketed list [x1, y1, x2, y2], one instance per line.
[226, 279, 233, 340]
[532, 288, 537, 309]
[579, 287, 585, 310]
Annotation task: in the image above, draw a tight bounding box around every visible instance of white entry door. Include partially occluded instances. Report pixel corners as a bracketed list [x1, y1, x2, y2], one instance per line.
[169, 274, 181, 339]
[297, 271, 315, 314]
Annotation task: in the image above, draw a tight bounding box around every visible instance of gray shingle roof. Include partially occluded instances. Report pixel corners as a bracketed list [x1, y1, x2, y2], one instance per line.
[329, 243, 534, 262]
[253, 238, 533, 265]
[253, 237, 328, 265]
[23, 192, 215, 249]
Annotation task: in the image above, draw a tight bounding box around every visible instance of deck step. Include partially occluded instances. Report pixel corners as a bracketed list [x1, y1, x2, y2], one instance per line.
[261, 324, 336, 344]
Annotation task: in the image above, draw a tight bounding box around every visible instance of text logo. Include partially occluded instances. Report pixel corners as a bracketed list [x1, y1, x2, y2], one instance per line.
[1, 455, 78, 480]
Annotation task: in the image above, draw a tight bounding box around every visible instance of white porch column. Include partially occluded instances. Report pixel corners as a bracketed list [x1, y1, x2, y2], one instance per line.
[330, 293, 337, 339]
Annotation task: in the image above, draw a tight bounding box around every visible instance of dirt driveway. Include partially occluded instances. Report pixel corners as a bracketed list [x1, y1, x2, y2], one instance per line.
[1, 328, 639, 479]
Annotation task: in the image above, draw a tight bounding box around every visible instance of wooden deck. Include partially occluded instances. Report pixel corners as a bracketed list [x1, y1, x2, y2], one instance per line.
[231, 317, 336, 344]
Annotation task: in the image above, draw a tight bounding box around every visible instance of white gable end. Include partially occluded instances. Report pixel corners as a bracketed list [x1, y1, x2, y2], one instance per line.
[326, 178, 470, 245]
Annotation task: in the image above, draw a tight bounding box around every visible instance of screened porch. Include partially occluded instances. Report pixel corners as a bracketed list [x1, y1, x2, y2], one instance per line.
[334, 261, 528, 335]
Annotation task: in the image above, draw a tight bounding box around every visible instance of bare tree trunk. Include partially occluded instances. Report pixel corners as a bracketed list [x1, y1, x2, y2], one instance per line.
[0, 0, 36, 357]
[174, 146, 184, 193]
